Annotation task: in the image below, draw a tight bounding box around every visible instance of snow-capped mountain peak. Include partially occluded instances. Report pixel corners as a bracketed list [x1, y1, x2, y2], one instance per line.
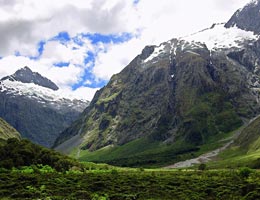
[141, 23, 258, 66]
[181, 23, 258, 51]
[0, 66, 89, 147]
[1, 66, 59, 91]
[0, 67, 89, 112]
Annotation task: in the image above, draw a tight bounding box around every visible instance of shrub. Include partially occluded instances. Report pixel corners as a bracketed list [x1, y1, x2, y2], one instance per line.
[198, 163, 206, 171]
[111, 169, 118, 176]
[239, 167, 253, 179]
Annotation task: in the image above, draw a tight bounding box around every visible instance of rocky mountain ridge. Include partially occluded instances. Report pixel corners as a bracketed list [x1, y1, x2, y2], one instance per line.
[225, 0, 260, 35]
[1, 66, 59, 91]
[0, 67, 89, 147]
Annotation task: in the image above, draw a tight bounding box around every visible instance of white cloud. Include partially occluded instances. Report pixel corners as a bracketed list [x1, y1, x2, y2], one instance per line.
[41, 40, 90, 65]
[42, 64, 83, 88]
[92, 0, 253, 80]
[0, 0, 254, 101]
[0, 55, 83, 89]
[93, 37, 144, 80]
[0, 0, 252, 57]
[69, 86, 99, 101]
[0, 56, 35, 77]
[0, 0, 139, 56]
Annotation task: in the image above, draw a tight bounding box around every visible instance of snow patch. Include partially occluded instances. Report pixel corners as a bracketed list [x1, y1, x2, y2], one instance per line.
[143, 44, 166, 63]
[250, 0, 259, 6]
[0, 80, 88, 103]
[182, 24, 258, 51]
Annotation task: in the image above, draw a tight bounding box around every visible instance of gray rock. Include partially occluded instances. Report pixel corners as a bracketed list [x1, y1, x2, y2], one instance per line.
[0, 67, 89, 147]
[225, 0, 260, 34]
[1, 66, 59, 91]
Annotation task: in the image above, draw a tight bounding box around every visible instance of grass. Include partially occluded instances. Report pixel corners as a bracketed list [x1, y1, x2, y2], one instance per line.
[96, 91, 121, 105]
[206, 146, 260, 169]
[205, 116, 260, 169]
[77, 137, 200, 168]
[1, 168, 260, 199]
[75, 128, 239, 168]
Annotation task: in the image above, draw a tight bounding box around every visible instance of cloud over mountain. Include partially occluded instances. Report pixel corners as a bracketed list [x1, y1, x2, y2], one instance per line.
[0, 0, 252, 100]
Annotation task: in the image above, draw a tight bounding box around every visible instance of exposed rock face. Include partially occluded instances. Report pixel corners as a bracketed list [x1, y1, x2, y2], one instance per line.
[0, 67, 89, 147]
[54, 1, 260, 161]
[55, 37, 260, 151]
[1, 66, 59, 91]
[225, 0, 260, 34]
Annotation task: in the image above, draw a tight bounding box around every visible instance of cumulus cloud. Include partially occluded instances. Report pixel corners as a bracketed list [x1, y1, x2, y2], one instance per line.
[93, 37, 144, 80]
[0, 0, 138, 56]
[214, 0, 251, 11]
[0, 0, 253, 101]
[92, 0, 253, 80]
[41, 40, 89, 65]
[72, 86, 99, 101]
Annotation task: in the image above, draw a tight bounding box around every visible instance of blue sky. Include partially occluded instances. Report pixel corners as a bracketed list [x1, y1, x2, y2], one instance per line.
[0, 0, 251, 100]
[33, 31, 134, 90]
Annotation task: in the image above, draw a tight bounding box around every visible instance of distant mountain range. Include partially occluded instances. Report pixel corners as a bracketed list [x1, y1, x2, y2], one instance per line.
[0, 66, 89, 147]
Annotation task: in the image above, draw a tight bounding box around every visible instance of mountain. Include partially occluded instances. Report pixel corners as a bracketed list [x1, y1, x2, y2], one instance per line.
[225, 0, 260, 34]
[0, 117, 21, 143]
[1, 66, 59, 91]
[54, 1, 260, 166]
[0, 67, 89, 147]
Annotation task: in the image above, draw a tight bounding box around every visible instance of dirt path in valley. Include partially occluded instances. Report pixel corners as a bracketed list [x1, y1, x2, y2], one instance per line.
[164, 115, 260, 169]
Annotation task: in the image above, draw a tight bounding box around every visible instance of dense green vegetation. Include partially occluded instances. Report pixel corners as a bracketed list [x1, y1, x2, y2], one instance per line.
[0, 138, 81, 171]
[75, 138, 200, 167]
[181, 93, 243, 145]
[1, 168, 260, 199]
[197, 116, 260, 170]
[74, 125, 237, 168]
[73, 92, 244, 168]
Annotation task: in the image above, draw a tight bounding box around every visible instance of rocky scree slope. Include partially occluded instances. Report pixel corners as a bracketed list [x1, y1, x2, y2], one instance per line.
[55, 0, 260, 164]
[0, 67, 88, 147]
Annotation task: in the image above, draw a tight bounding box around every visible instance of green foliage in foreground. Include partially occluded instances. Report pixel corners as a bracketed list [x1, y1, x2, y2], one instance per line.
[0, 138, 81, 171]
[1, 169, 260, 199]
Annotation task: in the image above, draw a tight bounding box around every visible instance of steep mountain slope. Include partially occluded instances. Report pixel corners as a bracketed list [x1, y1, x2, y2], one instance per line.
[0, 67, 88, 147]
[0, 118, 21, 142]
[202, 115, 260, 169]
[55, 0, 260, 166]
[225, 0, 260, 35]
[235, 115, 260, 153]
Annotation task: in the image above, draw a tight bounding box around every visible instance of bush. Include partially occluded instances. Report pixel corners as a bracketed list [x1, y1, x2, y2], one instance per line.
[111, 169, 118, 176]
[198, 163, 207, 171]
[0, 138, 80, 172]
[239, 167, 253, 179]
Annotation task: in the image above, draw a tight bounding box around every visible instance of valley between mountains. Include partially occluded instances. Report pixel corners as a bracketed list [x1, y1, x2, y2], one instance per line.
[52, 0, 260, 168]
[2, 0, 260, 199]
